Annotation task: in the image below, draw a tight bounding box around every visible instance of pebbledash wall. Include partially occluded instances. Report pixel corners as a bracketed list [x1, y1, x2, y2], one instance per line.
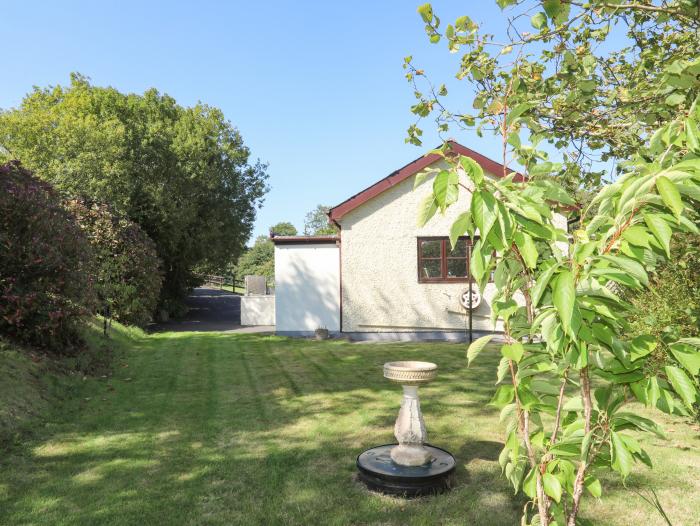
[336, 160, 568, 340]
[274, 242, 340, 335]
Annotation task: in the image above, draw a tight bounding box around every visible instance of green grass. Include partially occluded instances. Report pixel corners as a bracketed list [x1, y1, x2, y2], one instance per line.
[1, 329, 699, 525]
[220, 284, 245, 294]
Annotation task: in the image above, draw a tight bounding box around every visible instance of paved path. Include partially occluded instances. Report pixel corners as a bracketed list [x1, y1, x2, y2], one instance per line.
[151, 287, 273, 334]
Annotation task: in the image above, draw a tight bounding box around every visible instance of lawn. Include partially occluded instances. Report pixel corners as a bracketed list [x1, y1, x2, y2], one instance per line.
[1, 328, 699, 526]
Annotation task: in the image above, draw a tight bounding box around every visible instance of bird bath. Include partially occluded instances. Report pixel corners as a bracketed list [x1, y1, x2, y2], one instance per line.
[356, 360, 455, 496]
[383, 361, 437, 466]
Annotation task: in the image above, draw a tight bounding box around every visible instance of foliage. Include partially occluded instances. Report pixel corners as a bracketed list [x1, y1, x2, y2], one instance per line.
[304, 204, 339, 235]
[0, 162, 95, 351]
[232, 222, 298, 283]
[0, 74, 269, 314]
[65, 198, 163, 327]
[406, 1, 700, 195]
[625, 233, 700, 385]
[234, 236, 275, 283]
[419, 103, 700, 524]
[270, 221, 298, 236]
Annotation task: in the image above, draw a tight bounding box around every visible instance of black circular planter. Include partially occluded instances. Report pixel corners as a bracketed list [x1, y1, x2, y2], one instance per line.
[356, 444, 456, 497]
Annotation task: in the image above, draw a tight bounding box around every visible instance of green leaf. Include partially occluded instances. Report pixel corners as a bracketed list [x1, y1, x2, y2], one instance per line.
[531, 263, 559, 307]
[611, 431, 633, 479]
[449, 213, 472, 249]
[490, 384, 515, 408]
[531, 12, 547, 29]
[656, 175, 684, 220]
[542, 472, 562, 503]
[522, 468, 537, 498]
[514, 231, 538, 269]
[585, 476, 602, 498]
[597, 255, 649, 286]
[621, 225, 653, 248]
[413, 168, 434, 189]
[665, 92, 686, 106]
[643, 213, 672, 258]
[670, 343, 700, 376]
[497, 356, 511, 384]
[553, 270, 575, 336]
[433, 170, 459, 212]
[629, 335, 656, 361]
[471, 191, 498, 240]
[460, 156, 484, 185]
[417, 3, 433, 23]
[505, 103, 533, 127]
[467, 334, 494, 366]
[417, 193, 438, 227]
[612, 413, 666, 439]
[664, 366, 697, 409]
[501, 342, 525, 363]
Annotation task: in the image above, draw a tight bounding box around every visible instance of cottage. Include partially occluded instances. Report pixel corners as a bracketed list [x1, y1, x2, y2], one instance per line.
[272, 141, 567, 340]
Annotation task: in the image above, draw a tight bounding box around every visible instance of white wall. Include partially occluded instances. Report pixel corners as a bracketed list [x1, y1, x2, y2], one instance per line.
[241, 295, 275, 326]
[274, 243, 340, 334]
[338, 158, 567, 334]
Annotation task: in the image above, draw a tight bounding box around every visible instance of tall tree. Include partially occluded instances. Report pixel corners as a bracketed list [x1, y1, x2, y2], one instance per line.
[304, 204, 339, 235]
[0, 74, 268, 314]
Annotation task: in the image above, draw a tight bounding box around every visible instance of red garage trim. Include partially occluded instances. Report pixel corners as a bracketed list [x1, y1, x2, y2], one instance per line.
[328, 140, 522, 223]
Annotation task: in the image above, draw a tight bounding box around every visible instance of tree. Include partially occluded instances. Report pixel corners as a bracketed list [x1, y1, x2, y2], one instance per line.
[420, 109, 700, 526]
[270, 221, 298, 236]
[406, 1, 700, 195]
[411, 3, 700, 524]
[304, 204, 339, 235]
[233, 222, 297, 283]
[0, 74, 268, 315]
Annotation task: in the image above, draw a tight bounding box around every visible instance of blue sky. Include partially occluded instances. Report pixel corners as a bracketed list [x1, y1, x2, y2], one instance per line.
[2, 1, 567, 240]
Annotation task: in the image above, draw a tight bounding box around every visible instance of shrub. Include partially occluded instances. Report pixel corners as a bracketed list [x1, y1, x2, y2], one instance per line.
[65, 198, 163, 327]
[626, 233, 700, 370]
[0, 162, 95, 351]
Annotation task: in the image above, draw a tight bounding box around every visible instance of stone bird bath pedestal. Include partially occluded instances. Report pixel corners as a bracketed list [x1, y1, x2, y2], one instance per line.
[356, 361, 456, 496]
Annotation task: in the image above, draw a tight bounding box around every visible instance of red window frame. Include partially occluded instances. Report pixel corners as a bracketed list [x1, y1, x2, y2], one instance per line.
[417, 237, 474, 283]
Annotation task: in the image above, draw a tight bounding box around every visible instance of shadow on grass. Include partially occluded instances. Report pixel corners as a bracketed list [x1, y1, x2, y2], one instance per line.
[0, 333, 535, 525]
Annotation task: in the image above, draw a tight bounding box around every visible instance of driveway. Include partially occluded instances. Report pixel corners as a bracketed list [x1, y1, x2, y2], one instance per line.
[151, 287, 271, 333]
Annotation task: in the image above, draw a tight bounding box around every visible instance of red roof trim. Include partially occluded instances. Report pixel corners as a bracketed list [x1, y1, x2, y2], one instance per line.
[270, 235, 340, 245]
[328, 141, 522, 223]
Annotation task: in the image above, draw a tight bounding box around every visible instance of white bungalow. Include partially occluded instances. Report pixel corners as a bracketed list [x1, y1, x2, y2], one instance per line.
[270, 141, 567, 341]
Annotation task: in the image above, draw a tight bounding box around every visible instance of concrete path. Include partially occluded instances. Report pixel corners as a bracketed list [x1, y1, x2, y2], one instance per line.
[150, 287, 273, 334]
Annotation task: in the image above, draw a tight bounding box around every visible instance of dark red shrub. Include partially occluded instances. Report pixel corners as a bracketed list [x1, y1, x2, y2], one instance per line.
[65, 198, 162, 327]
[0, 161, 95, 350]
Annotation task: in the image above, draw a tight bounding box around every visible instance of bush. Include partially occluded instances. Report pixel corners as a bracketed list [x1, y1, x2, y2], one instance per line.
[626, 233, 700, 370]
[0, 162, 95, 351]
[65, 198, 163, 327]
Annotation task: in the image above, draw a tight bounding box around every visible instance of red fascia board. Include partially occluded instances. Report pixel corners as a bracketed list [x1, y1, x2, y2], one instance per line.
[270, 235, 340, 245]
[328, 141, 522, 222]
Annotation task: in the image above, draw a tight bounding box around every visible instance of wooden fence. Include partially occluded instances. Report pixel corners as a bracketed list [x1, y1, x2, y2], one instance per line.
[199, 274, 245, 293]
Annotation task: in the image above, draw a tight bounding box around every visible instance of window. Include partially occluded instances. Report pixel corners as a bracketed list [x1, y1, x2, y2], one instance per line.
[417, 237, 473, 283]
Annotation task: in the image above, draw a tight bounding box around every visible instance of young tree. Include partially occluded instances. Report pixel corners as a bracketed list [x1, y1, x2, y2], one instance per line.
[406, 1, 700, 195]
[0, 74, 268, 315]
[304, 204, 339, 235]
[411, 3, 700, 524]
